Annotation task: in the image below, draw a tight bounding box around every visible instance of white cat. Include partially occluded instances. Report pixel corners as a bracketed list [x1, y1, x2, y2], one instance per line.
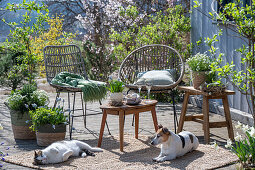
[33, 140, 103, 165]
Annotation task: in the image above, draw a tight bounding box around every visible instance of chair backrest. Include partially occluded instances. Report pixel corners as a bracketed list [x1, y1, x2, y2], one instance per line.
[43, 45, 88, 84]
[118, 44, 184, 87]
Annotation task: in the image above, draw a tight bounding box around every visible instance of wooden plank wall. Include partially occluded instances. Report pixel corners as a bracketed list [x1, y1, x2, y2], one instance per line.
[190, 0, 249, 113]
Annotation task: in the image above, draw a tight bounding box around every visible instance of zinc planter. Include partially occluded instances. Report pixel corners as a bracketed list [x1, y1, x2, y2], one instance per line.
[109, 92, 123, 106]
[10, 110, 36, 140]
[36, 124, 66, 146]
[192, 71, 207, 89]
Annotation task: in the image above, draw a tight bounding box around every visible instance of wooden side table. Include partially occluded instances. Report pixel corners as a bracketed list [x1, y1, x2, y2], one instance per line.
[177, 86, 235, 144]
[98, 100, 158, 151]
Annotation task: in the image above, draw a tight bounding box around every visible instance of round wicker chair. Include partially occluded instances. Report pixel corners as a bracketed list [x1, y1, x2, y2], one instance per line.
[118, 44, 184, 92]
[118, 44, 185, 132]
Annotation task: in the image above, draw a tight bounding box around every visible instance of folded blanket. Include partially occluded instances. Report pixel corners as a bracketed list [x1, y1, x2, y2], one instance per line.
[51, 72, 107, 102]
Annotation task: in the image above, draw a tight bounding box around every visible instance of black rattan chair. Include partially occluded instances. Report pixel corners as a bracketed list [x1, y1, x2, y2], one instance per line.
[44, 45, 110, 139]
[118, 44, 185, 133]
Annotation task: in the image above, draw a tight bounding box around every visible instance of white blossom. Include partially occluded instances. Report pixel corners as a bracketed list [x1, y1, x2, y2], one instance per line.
[235, 132, 242, 142]
[249, 127, 255, 138]
[225, 139, 232, 149]
[242, 124, 249, 133]
[235, 121, 242, 129]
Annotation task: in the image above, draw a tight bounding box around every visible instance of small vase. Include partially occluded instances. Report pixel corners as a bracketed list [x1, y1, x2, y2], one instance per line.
[192, 71, 207, 89]
[109, 92, 123, 106]
[36, 124, 66, 146]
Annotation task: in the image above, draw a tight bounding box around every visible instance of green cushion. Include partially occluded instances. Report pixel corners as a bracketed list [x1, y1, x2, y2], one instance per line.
[135, 69, 176, 85]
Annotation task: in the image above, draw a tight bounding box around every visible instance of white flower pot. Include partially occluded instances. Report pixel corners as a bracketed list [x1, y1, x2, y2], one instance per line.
[110, 92, 123, 103]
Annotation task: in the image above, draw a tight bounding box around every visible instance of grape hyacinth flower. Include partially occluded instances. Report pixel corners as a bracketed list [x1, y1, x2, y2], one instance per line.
[24, 104, 29, 109]
[32, 103, 37, 108]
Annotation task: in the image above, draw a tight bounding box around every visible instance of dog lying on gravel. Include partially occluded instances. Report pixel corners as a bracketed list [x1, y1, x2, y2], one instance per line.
[151, 125, 199, 162]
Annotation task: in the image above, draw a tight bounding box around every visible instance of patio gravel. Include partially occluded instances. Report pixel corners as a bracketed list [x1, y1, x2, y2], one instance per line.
[0, 90, 242, 169]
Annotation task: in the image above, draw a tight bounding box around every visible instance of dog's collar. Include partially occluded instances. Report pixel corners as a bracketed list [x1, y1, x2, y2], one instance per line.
[177, 135, 185, 148]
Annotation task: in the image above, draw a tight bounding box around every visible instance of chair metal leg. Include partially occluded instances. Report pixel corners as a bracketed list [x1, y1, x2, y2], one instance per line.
[70, 92, 76, 140]
[80, 92, 86, 128]
[171, 90, 178, 134]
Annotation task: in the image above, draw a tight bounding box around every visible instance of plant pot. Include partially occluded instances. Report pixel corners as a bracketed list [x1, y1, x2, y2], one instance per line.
[192, 71, 207, 89]
[36, 124, 66, 146]
[10, 110, 36, 140]
[109, 92, 123, 106]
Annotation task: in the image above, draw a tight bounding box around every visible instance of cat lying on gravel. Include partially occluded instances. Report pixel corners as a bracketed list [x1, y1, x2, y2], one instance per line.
[33, 140, 103, 165]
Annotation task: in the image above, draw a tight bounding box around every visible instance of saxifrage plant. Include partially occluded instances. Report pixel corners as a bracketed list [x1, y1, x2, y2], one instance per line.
[6, 84, 49, 112]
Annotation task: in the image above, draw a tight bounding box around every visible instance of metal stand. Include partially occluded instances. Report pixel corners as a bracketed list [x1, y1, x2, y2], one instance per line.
[171, 89, 178, 134]
[53, 91, 111, 140]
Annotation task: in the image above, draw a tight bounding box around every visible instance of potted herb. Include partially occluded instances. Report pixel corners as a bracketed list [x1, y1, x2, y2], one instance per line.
[108, 80, 125, 106]
[5, 84, 49, 139]
[187, 53, 211, 89]
[29, 99, 68, 146]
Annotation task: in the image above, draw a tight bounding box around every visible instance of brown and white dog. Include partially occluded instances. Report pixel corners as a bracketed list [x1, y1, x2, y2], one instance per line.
[151, 125, 199, 162]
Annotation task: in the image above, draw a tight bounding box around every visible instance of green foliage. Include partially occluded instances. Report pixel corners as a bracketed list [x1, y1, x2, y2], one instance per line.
[225, 122, 255, 166]
[205, 0, 255, 117]
[187, 53, 211, 72]
[108, 80, 125, 93]
[1, 0, 49, 89]
[6, 84, 49, 112]
[83, 41, 117, 81]
[110, 5, 191, 61]
[29, 106, 68, 131]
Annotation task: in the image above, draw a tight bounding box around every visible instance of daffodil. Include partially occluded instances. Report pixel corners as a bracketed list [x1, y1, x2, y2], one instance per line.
[242, 124, 249, 133]
[235, 132, 242, 142]
[0, 123, 3, 130]
[225, 139, 232, 149]
[249, 127, 255, 138]
[212, 141, 219, 150]
[235, 121, 242, 129]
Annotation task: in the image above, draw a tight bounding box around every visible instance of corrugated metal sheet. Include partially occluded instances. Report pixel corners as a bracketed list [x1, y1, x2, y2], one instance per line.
[191, 0, 249, 113]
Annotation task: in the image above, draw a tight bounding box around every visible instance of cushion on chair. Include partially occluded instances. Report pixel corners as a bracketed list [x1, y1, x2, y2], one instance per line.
[135, 69, 176, 85]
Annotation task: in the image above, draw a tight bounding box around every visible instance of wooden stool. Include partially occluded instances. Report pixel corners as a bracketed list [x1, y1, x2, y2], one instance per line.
[98, 100, 158, 151]
[177, 86, 235, 144]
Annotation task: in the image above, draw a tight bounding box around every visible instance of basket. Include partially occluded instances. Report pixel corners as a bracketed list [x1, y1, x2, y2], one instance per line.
[36, 124, 66, 146]
[192, 71, 207, 89]
[202, 84, 226, 95]
[10, 110, 36, 140]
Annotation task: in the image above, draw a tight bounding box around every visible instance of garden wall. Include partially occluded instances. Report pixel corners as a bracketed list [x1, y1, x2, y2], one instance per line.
[190, 0, 249, 114]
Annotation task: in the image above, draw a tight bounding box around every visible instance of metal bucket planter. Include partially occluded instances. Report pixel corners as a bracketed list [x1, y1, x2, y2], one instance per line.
[36, 124, 66, 146]
[10, 110, 36, 140]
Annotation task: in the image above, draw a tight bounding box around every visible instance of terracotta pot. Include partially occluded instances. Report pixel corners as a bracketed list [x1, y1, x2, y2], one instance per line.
[10, 110, 36, 140]
[36, 124, 66, 146]
[192, 71, 207, 89]
[110, 92, 123, 103]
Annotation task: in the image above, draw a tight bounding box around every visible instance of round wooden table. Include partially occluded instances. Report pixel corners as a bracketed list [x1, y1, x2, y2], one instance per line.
[98, 100, 158, 151]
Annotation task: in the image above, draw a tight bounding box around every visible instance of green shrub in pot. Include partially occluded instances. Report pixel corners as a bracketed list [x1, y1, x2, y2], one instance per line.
[5, 84, 49, 139]
[29, 99, 68, 146]
[29, 106, 68, 132]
